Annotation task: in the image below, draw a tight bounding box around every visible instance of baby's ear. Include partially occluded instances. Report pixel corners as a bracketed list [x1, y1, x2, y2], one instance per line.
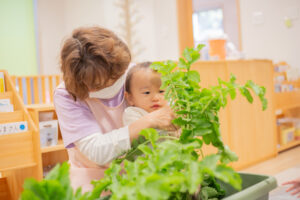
[125, 91, 134, 106]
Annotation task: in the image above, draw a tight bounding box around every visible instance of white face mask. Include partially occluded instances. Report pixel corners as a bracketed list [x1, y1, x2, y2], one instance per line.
[89, 73, 126, 99]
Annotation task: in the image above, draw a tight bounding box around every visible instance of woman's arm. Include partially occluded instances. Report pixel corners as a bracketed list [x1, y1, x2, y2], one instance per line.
[75, 106, 175, 165]
[75, 127, 131, 165]
[54, 89, 175, 166]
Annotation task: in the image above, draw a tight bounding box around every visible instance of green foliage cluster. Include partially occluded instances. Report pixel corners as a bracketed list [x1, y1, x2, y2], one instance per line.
[151, 44, 267, 164]
[21, 45, 267, 200]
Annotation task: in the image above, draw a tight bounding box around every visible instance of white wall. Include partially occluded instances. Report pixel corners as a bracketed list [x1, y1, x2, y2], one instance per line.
[239, 0, 300, 68]
[37, 0, 66, 75]
[37, 0, 300, 74]
[37, 0, 179, 75]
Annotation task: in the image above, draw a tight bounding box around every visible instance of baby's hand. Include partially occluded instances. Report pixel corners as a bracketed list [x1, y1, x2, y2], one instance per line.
[144, 106, 177, 131]
[283, 177, 300, 198]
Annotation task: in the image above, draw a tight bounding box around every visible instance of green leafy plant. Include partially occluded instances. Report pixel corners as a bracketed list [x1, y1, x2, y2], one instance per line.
[21, 163, 84, 200]
[151, 44, 267, 164]
[21, 45, 267, 200]
[21, 163, 110, 200]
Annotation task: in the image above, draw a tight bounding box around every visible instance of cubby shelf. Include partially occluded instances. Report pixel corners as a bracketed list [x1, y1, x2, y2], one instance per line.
[278, 140, 300, 152]
[0, 70, 42, 200]
[41, 139, 65, 153]
[275, 91, 300, 111]
[26, 103, 68, 177]
[274, 63, 300, 153]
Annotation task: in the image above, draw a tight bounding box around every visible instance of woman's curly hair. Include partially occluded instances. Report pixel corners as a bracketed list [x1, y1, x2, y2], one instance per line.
[60, 26, 131, 100]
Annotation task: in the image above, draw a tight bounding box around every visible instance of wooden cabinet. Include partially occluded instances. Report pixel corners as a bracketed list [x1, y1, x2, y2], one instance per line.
[192, 60, 277, 170]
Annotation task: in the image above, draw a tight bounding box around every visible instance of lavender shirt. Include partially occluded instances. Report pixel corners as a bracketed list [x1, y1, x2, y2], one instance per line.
[53, 86, 125, 148]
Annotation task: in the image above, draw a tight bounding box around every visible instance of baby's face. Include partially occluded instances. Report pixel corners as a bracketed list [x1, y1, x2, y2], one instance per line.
[126, 68, 167, 113]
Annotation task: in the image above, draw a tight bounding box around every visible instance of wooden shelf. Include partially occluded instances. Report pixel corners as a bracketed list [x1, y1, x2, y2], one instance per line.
[0, 131, 36, 170]
[41, 140, 65, 153]
[278, 140, 300, 152]
[275, 91, 300, 110]
[0, 163, 37, 172]
[26, 103, 54, 111]
[274, 71, 286, 76]
[0, 110, 24, 123]
[0, 91, 13, 102]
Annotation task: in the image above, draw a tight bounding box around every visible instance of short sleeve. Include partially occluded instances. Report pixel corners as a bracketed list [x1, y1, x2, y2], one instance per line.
[53, 88, 101, 148]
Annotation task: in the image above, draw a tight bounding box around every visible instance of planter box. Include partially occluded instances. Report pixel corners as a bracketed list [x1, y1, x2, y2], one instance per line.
[220, 173, 277, 200]
[99, 173, 277, 200]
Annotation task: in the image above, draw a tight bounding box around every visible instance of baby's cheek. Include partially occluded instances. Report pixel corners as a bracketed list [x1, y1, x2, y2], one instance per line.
[161, 99, 168, 106]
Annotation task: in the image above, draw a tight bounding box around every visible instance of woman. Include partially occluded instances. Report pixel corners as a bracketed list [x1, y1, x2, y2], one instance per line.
[53, 26, 175, 193]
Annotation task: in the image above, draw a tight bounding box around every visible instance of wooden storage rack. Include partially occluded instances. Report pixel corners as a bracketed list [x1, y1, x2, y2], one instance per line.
[26, 103, 68, 177]
[275, 92, 300, 152]
[274, 62, 300, 152]
[10, 74, 68, 177]
[0, 70, 42, 200]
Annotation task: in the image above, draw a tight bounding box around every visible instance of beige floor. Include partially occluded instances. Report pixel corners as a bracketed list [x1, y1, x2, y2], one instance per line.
[241, 146, 300, 199]
[242, 145, 300, 176]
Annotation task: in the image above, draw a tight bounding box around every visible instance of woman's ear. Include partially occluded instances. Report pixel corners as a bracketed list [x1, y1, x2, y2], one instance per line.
[125, 91, 134, 106]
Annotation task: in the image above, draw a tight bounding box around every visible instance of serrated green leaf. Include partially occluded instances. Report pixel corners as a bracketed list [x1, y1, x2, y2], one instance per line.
[139, 128, 159, 147]
[200, 154, 220, 170]
[180, 129, 193, 141]
[178, 58, 189, 70]
[89, 179, 111, 199]
[229, 88, 237, 100]
[22, 178, 48, 200]
[172, 117, 191, 126]
[138, 144, 153, 155]
[200, 186, 219, 200]
[214, 165, 242, 190]
[262, 98, 268, 110]
[20, 190, 40, 200]
[186, 161, 202, 193]
[194, 128, 213, 136]
[220, 145, 239, 164]
[239, 87, 253, 103]
[188, 70, 200, 83]
[196, 44, 205, 51]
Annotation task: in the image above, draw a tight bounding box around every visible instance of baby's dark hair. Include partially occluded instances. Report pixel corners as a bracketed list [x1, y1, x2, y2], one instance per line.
[125, 62, 152, 93]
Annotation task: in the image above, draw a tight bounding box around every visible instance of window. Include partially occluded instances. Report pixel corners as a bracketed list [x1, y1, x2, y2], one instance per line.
[192, 8, 224, 45]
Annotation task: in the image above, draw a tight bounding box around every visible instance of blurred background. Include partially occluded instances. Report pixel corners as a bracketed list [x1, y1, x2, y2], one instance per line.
[0, 0, 299, 75]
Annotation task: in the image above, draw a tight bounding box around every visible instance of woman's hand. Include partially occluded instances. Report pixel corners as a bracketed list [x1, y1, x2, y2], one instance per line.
[283, 177, 300, 198]
[143, 106, 177, 131]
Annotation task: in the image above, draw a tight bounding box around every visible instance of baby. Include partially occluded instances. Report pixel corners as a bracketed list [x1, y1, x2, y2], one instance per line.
[123, 62, 177, 136]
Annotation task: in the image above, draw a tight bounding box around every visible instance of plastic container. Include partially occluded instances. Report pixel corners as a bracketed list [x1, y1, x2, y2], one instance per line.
[39, 120, 58, 147]
[294, 119, 300, 140]
[219, 173, 277, 200]
[279, 126, 295, 145]
[208, 39, 226, 60]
